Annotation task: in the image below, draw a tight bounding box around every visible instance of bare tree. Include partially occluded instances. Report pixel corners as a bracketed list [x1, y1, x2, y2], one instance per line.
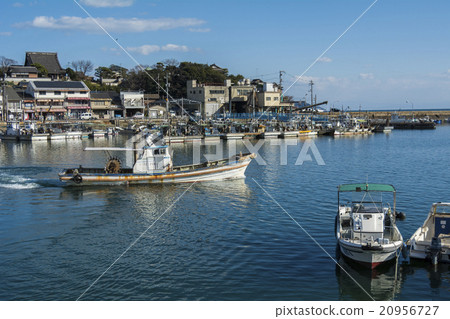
[0, 56, 17, 78]
[70, 60, 94, 77]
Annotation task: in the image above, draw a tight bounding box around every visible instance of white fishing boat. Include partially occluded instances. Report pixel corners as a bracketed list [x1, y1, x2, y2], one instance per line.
[0, 121, 21, 141]
[59, 132, 255, 185]
[336, 183, 404, 269]
[408, 202, 450, 265]
[280, 130, 298, 138]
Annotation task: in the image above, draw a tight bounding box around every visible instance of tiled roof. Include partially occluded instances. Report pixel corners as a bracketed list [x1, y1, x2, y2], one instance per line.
[25, 52, 65, 75]
[91, 91, 113, 99]
[9, 65, 38, 74]
[5, 86, 22, 101]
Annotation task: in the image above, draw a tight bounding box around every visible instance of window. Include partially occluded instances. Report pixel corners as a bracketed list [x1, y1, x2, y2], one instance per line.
[209, 90, 224, 94]
[266, 97, 271, 101]
[39, 91, 46, 95]
[193, 91, 196, 94]
[274, 97, 279, 101]
[237, 89, 251, 96]
[68, 91, 75, 94]
[55, 91, 61, 95]
[208, 98, 217, 102]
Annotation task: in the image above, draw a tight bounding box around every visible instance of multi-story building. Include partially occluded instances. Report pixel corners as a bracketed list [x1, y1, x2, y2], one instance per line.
[91, 91, 123, 119]
[256, 82, 281, 112]
[15, 88, 36, 121]
[2, 86, 23, 121]
[230, 79, 255, 113]
[120, 91, 145, 117]
[26, 81, 90, 120]
[186, 80, 230, 117]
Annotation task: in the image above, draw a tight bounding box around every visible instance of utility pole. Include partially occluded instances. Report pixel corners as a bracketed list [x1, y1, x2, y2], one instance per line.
[165, 73, 170, 119]
[157, 73, 160, 97]
[1, 83, 5, 121]
[309, 80, 314, 107]
[279, 71, 285, 107]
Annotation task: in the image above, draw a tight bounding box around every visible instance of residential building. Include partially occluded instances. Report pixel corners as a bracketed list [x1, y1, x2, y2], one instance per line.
[15, 89, 36, 121]
[26, 81, 90, 120]
[256, 82, 281, 112]
[91, 91, 123, 119]
[2, 86, 23, 120]
[186, 80, 230, 117]
[100, 77, 122, 87]
[24, 52, 66, 80]
[120, 91, 144, 117]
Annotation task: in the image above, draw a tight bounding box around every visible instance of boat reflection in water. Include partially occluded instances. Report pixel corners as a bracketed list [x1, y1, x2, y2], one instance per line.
[335, 250, 402, 301]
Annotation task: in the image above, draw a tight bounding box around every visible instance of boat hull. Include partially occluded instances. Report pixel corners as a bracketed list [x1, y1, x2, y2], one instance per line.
[59, 154, 254, 185]
[338, 239, 402, 269]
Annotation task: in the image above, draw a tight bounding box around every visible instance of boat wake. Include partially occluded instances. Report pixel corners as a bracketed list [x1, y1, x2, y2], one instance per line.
[0, 167, 63, 189]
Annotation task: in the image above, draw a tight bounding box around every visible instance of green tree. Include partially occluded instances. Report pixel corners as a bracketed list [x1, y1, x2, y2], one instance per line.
[66, 67, 80, 81]
[95, 66, 115, 79]
[32, 63, 48, 78]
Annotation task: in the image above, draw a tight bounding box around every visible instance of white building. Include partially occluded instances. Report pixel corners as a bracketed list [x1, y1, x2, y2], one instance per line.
[26, 81, 90, 119]
[120, 91, 145, 117]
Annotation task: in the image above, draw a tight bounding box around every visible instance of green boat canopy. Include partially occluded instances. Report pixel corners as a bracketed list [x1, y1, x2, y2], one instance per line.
[338, 183, 396, 193]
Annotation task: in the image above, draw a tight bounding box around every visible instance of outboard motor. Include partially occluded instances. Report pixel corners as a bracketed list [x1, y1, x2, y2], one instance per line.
[429, 237, 441, 265]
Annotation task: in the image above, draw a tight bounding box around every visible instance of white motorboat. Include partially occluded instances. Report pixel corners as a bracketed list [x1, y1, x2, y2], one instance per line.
[336, 183, 404, 269]
[59, 132, 255, 185]
[408, 202, 450, 265]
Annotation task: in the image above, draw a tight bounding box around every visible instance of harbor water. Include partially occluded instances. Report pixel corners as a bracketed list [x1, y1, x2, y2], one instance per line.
[0, 126, 449, 300]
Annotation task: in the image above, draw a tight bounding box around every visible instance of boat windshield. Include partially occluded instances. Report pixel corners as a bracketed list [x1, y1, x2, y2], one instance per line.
[435, 203, 450, 215]
[351, 202, 386, 214]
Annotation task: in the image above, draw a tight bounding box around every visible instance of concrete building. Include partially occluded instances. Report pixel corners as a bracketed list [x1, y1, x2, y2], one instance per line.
[120, 91, 145, 117]
[256, 82, 281, 112]
[230, 79, 255, 113]
[186, 80, 230, 118]
[26, 81, 90, 120]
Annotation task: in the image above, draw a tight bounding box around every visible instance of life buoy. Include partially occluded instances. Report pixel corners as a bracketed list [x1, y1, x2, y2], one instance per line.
[73, 174, 83, 184]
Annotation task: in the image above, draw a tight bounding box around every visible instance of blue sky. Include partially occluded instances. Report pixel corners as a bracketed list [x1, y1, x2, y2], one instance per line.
[1, 0, 450, 109]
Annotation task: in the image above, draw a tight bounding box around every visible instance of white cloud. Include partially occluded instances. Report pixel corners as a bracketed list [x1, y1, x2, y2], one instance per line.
[317, 56, 332, 63]
[188, 28, 211, 33]
[359, 73, 374, 80]
[161, 44, 189, 52]
[13, 2, 24, 7]
[80, 0, 134, 7]
[0, 32, 12, 36]
[128, 45, 160, 55]
[16, 16, 206, 33]
[127, 44, 192, 55]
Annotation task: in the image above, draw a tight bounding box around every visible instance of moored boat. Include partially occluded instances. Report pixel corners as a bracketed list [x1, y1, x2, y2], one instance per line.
[0, 121, 21, 141]
[336, 183, 404, 269]
[408, 202, 450, 265]
[59, 132, 256, 185]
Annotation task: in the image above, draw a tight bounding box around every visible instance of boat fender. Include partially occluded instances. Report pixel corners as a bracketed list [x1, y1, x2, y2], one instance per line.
[401, 242, 409, 259]
[395, 211, 406, 221]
